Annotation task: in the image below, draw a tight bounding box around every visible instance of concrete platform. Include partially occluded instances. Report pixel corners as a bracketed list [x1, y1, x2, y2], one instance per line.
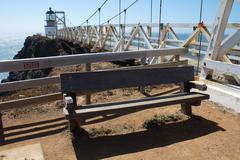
[195, 80, 240, 113]
[0, 143, 45, 160]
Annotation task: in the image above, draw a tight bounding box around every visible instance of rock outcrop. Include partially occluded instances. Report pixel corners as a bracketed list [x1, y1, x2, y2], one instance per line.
[2, 35, 90, 83]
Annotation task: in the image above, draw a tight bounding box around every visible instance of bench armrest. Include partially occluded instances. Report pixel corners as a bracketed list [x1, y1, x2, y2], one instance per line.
[63, 94, 74, 109]
[190, 81, 207, 91]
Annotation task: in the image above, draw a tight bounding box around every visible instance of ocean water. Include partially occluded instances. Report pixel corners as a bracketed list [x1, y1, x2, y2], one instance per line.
[0, 32, 31, 81]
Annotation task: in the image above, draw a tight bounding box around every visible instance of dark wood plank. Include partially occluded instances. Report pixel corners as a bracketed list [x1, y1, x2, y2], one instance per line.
[64, 92, 209, 120]
[61, 66, 194, 94]
[0, 93, 62, 111]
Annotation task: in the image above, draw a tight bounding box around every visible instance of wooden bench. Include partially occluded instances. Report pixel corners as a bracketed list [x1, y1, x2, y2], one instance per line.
[60, 65, 209, 132]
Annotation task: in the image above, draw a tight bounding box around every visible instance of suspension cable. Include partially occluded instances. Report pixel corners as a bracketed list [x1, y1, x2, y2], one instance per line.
[119, 0, 121, 35]
[80, 0, 109, 26]
[86, 20, 89, 35]
[99, 8, 101, 26]
[102, 0, 139, 25]
[98, 7, 101, 32]
[196, 0, 204, 75]
[123, 9, 127, 37]
[66, 15, 75, 27]
[124, 10, 127, 25]
[158, 0, 162, 48]
[150, 0, 153, 23]
[199, 0, 203, 23]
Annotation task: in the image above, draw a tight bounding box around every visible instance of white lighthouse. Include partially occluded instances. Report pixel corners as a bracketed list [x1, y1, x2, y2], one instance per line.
[45, 8, 57, 38]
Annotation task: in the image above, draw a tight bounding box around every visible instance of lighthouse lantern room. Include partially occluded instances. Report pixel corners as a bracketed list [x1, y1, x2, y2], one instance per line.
[45, 8, 57, 38]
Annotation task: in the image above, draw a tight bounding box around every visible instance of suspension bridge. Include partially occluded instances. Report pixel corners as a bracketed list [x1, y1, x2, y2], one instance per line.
[57, 0, 240, 79]
[55, 0, 240, 110]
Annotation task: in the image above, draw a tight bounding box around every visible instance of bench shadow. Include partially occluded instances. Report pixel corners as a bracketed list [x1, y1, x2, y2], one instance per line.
[83, 109, 151, 125]
[72, 115, 225, 160]
[0, 117, 68, 146]
[141, 87, 180, 97]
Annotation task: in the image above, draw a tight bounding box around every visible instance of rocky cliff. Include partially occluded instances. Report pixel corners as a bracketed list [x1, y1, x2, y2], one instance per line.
[2, 35, 90, 83]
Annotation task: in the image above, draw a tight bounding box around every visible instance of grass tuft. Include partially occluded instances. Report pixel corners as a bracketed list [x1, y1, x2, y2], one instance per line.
[142, 114, 182, 129]
[88, 127, 113, 137]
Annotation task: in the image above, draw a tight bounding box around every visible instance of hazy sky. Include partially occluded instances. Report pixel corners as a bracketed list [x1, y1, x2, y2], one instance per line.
[0, 0, 239, 34]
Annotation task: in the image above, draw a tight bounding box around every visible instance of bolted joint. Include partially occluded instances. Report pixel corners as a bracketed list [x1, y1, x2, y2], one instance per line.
[193, 26, 197, 31]
[198, 21, 206, 28]
[160, 23, 164, 30]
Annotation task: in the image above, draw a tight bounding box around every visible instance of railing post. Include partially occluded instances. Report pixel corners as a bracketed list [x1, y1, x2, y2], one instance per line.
[201, 0, 234, 81]
[122, 24, 126, 51]
[208, 0, 234, 61]
[99, 26, 102, 48]
[0, 112, 4, 145]
[159, 25, 167, 63]
[140, 58, 148, 94]
[147, 26, 152, 38]
[85, 63, 91, 104]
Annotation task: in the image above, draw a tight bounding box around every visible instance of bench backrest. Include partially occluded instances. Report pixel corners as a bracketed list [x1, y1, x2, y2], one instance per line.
[60, 66, 194, 94]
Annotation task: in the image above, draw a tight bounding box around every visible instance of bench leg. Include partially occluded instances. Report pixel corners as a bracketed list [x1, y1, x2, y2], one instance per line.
[86, 94, 91, 105]
[69, 119, 79, 132]
[65, 93, 80, 133]
[0, 113, 4, 145]
[181, 104, 192, 116]
[180, 82, 192, 116]
[68, 119, 85, 137]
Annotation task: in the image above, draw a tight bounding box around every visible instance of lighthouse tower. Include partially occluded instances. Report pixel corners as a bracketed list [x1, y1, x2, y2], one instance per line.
[45, 8, 57, 38]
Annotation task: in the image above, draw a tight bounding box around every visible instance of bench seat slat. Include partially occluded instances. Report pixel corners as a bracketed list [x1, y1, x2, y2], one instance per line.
[64, 92, 209, 120]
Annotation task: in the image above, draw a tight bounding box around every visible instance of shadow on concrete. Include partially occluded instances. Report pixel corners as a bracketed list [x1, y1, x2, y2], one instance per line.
[72, 115, 225, 160]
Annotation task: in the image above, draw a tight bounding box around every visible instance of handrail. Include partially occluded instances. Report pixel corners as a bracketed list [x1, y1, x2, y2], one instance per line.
[67, 22, 240, 29]
[0, 60, 188, 110]
[0, 48, 187, 72]
[0, 76, 60, 93]
[0, 60, 188, 93]
[0, 92, 62, 111]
